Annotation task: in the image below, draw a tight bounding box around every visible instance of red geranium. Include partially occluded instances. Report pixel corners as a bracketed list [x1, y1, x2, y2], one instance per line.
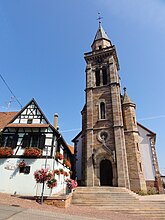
[0, 147, 13, 157]
[55, 152, 64, 160]
[66, 179, 78, 189]
[54, 169, 60, 175]
[63, 159, 71, 169]
[24, 147, 42, 158]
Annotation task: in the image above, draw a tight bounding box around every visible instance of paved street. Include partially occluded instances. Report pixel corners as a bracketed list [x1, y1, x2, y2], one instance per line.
[0, 204, 100, 220]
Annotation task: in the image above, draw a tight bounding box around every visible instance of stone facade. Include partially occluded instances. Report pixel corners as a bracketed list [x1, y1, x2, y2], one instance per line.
[73, 22, 163, 193]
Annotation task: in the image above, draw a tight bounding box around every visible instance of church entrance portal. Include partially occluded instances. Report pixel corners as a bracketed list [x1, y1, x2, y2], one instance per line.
[100, 159, 113, 186]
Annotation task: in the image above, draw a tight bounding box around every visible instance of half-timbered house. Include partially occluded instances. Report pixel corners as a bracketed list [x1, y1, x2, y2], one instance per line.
[0, 99, 73, 196]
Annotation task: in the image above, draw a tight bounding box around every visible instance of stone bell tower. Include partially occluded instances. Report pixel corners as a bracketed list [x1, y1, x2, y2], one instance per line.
[81, 22, 130, 188]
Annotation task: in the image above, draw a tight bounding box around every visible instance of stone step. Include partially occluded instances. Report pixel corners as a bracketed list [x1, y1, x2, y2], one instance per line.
[72, 186, 165, 219]
[72, 196, 138, 200]
[73, 203, 165, 209]
[72, 199, 140, 203]
[72, 199, 165, 204]
[72, 204, 165, 209]
[75, 187, 129, 192]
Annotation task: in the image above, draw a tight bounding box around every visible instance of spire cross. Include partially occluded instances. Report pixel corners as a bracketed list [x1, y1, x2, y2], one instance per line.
[97, 13, 103, 23]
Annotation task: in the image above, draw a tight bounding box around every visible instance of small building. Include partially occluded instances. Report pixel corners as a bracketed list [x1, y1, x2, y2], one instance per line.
[0, 99, 73, 196]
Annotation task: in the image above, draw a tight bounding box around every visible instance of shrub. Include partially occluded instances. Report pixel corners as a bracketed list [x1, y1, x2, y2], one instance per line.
[147, 187, 159, 195]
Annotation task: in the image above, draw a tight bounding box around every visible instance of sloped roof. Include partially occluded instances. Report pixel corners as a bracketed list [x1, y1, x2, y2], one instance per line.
[72, 131, 82, 142]
[137, 122, 156, 136]
[94, 22, 110, 42]
[0, 112, 18, 129]
[68, 144, 74, 154]
[122, 88, 135, 106]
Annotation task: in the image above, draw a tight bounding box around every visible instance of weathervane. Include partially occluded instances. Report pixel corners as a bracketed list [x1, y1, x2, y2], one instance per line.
[97, 12, 103, 23]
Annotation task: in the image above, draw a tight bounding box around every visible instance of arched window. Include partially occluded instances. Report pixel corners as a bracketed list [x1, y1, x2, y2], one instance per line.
[102, 67, 107, 85]
[100, 102, 106, 119]
[95, 69, 100, 86]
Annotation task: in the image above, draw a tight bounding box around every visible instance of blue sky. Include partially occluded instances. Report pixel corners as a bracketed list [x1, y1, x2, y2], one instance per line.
[0, 0, 165, 175]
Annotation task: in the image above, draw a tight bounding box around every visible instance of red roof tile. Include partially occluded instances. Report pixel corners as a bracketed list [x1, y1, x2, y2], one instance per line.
[0, 112, 18, 129]
[68, 144, 74, 154]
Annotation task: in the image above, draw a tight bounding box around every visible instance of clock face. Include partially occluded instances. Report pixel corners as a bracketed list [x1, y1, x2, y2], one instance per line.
[97, 130, 109, 142]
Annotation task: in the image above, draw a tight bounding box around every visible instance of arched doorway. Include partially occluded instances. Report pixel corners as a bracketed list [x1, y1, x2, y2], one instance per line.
[100, 159, 113, 186]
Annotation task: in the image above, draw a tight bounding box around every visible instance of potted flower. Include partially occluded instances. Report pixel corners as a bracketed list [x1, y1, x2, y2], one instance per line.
[54, 169, 60, 175]
[47, 170, 54, 180]
[18, 160, 27, 168]
[64, 171, 69, 177]
[24, 147, 42, 158]
[55, 152, 64, 160]
[47, 178, 57, 189]
[18, 160, 27, 173]
[34, 168, 48, 183]
[63, 158, 71, 169]
[59, 168, 64, 175]
[0, 147, 13, 157]
[34, 168, 58, 189]
[65, 178, 78, 194]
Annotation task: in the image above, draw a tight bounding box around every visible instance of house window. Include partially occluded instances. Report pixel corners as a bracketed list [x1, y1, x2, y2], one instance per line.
[22, 133, 46, 149]
[102, 68, 107, 85]
[0, 134, 18, 148]
[100, 102, 106, 119]
[95, 69, 100, 86]
[27, 119, 33, 124]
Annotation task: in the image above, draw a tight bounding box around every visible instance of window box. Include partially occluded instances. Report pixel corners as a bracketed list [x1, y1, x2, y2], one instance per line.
[23, 147, 42, 158]
[0, 147, 13, 157]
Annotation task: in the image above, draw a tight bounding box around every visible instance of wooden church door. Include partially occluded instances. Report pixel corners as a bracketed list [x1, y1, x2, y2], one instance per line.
[100, 159, 113, 186]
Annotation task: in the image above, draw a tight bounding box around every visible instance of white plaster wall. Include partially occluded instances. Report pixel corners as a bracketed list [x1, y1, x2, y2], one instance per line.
[138, 125, 155, 180]
[75, 135, 82, 181]
[0, 158, 70, 196]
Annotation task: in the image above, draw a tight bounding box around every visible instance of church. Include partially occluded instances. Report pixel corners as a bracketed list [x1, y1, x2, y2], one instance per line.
[72, 22, 163, 193]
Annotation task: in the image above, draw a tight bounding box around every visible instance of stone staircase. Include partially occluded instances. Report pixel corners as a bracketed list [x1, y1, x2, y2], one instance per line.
[72, 187, 165, 219]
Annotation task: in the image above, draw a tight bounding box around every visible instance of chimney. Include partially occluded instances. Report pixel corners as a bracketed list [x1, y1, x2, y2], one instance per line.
[54, 113, 58, 129]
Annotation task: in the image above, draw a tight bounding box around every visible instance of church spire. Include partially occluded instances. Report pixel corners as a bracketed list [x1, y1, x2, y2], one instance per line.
[91, 22, 112, 51]
[122, 88, 136, 107]
[94, 22, 110, 42]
